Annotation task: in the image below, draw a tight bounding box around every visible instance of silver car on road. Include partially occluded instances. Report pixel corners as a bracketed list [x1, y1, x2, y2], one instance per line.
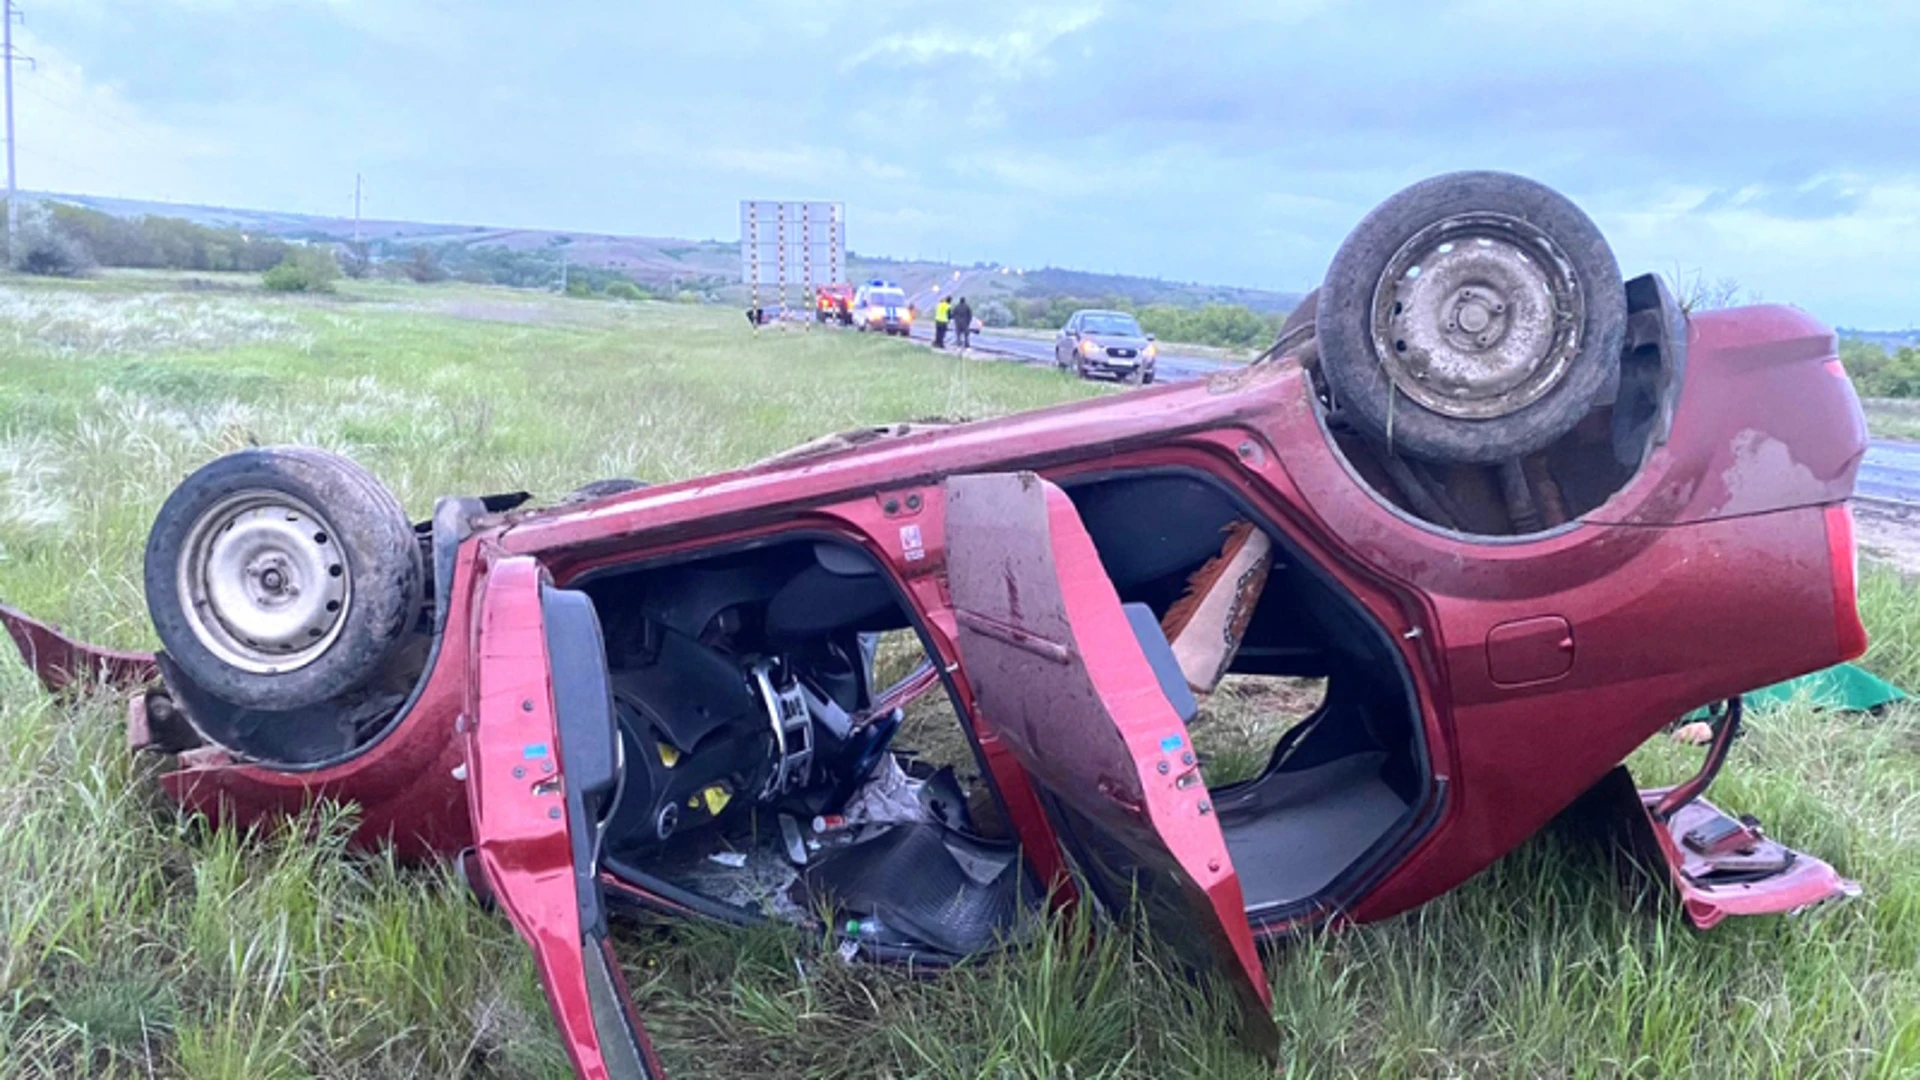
[1054, 309, 1159, 383]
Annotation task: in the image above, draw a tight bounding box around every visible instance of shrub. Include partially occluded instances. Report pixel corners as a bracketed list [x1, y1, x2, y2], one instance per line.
[261, 246, 341, 293]
[1843, 338, 1920, 398]
[10, 204, 95, 277]
[604, 280, 642, 301]
[404, 245, 447, 284]
[978, 299, 1013, 328]
[339, 241, 372, 279]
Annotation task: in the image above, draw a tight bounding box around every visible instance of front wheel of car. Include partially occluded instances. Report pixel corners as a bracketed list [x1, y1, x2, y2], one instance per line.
[143, 447, 423, 710]
[1314, 172, 1626, 464]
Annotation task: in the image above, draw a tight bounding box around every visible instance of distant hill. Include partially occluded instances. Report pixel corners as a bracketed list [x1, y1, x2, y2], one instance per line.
[29, 190, 1303, 312]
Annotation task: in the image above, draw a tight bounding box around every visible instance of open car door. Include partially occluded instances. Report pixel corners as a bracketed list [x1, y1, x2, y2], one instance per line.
[943, 472, 1280, 1057]
[465, 556, 666, 1080]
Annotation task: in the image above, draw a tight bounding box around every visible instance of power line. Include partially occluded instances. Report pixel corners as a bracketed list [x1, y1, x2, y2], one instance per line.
[15, 79, 142, 142]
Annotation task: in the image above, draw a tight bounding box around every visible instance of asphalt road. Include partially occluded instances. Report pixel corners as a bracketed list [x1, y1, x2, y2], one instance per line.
[898, 321, 1920, 507]
[1859, 438, 1920, 507]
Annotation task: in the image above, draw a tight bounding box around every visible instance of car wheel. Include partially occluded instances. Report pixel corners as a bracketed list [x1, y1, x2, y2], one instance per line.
[1142, 371, 1156, 385]
[1315, 172, 1625, 464]
[1272, 288, 1318, 359]
[144, 446, 423, 710]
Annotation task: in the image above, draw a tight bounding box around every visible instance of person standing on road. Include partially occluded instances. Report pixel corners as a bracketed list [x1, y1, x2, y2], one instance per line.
[953, 296, 973, 349]
[933, 295, 952, 349]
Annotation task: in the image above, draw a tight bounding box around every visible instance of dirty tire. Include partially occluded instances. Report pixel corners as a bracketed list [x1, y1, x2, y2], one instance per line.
[1315, 172, 1625, 464]
[1272, 288, 1319, 358]
[144, 447, 423, 710]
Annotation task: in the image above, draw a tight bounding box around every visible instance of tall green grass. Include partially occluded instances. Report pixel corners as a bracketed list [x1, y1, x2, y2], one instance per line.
[1, 272, 1915, 1078]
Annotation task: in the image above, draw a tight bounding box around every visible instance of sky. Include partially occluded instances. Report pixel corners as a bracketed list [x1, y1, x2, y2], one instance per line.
[16, 0, 1920, 327]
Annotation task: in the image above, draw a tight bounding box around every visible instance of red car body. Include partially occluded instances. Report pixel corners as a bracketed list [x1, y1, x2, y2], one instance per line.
[3, 296, 1870, 1078]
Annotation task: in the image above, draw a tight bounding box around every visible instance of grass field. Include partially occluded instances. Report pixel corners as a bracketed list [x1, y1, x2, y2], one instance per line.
[2, 272, 1916, 1079]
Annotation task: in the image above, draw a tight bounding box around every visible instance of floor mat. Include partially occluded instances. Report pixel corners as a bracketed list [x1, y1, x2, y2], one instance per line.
[1214, 751, 1411, 909]
[803, 823, 1037, 956]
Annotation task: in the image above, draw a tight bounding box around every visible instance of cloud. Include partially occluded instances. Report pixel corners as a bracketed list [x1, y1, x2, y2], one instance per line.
[7, 29, 220, 201]
[1693, 177, 1868, 221]
[842, 6, 1104, 77]
[15, 0, 1920, 326]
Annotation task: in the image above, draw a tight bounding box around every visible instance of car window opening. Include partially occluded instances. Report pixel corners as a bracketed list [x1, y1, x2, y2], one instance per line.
[576, 536, 1042, 960]
[1061, 472, 1428, 916]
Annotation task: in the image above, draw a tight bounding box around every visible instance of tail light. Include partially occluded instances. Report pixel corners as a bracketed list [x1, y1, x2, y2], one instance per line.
[1824, 503, 1868, 660]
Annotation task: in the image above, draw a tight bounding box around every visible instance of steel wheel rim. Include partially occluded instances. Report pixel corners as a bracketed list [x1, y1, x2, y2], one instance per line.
[1369, 211, 1584, 420]
[177, 490, 351, 674]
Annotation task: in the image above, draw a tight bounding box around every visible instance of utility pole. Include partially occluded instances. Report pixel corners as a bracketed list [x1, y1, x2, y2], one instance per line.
[3, 1, 21, 258]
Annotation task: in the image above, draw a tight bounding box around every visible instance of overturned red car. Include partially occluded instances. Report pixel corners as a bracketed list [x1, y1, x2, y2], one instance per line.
[2, 173, 1869, 1078]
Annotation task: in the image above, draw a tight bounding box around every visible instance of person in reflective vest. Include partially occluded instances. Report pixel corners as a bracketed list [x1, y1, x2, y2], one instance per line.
[934, 297, 952, 349]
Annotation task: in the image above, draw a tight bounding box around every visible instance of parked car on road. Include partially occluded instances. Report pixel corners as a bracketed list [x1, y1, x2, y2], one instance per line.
[851, 281, 913, 336]
[1055, 309, 1159, 383]
[0, 171, 1871, 1079]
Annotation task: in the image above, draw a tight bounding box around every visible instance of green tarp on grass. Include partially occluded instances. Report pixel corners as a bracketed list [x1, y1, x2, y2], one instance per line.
[1686, 662, 1906, 720]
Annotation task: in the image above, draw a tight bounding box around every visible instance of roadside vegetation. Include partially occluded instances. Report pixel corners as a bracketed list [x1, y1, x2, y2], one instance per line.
[1004, 293, 1286, 351]
[1844, 337, 1920, 400]
[0, 271, 1914, 1078]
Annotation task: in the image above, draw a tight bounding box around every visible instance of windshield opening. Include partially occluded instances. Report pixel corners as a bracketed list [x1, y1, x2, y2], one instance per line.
[1081, 314, 1143, 336]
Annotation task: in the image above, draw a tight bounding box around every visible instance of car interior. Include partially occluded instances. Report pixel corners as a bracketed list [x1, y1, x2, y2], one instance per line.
[567, 467, 1427, 959]
[1062, 472, 1426, 917]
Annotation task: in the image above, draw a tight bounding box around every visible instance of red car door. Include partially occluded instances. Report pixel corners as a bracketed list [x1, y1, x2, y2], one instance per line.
[943, 472, 1280, 1057]
[464, 555, 665, 1080]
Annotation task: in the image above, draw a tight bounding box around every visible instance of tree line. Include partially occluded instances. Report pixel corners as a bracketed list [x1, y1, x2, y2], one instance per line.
[0, 200, 718, 300]
[999, 294, 1288, 350]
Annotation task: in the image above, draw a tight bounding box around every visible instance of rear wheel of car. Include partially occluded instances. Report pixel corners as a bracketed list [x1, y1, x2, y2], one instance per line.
[1314, 172, 1626, 464]
[144, 446, 423, 710]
